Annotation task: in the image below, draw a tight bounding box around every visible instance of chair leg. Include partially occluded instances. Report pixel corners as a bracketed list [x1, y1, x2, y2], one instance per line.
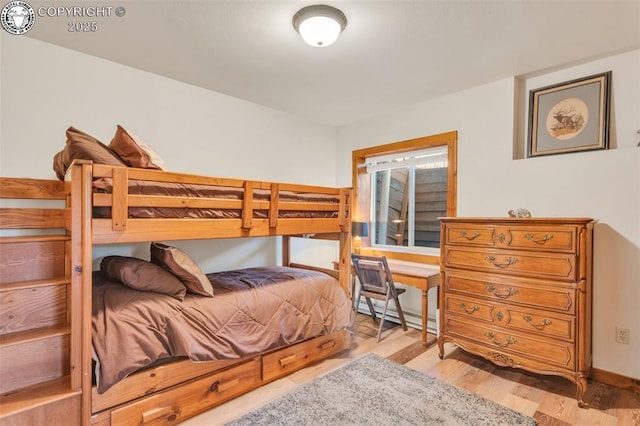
[394, 295, 408, 331]
[377, 297, 391, 342]
[355, 291, 363, 315]
[365, 297, 377, 323]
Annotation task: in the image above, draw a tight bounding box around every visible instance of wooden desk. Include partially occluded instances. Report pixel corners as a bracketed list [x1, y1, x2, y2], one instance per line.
[334, 259, 440, 346]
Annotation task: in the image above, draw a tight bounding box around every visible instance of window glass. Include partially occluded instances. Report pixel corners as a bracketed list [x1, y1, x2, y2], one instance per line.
[369, 146, 448, 250]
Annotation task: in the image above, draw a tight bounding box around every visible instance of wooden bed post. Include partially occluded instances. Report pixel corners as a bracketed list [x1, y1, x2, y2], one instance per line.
[269, 183, 280, 229]
[338, 230, 351, 297]
[242, 181, 255, 230]
[111, 167, 128, 231]
[282, 235, 291, 267]
[68, 160, 94, 426]
[338, 187, 352, 297]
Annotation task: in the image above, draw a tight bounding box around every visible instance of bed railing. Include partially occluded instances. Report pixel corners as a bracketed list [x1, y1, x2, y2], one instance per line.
[72, 162, 350, 244]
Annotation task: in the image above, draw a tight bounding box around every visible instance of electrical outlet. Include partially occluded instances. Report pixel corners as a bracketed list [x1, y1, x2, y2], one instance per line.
[616, 327, 630, 344]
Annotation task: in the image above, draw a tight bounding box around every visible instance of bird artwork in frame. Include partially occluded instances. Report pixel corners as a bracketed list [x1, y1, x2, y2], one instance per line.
[528, 71, 611, 157]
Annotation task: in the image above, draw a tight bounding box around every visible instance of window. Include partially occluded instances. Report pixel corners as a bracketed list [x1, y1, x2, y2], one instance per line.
[352, 131, 457, 261]
[367, 146, 448, 250]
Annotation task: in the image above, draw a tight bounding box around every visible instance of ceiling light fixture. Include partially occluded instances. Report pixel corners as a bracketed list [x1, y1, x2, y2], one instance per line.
[292, 4, 347, 48]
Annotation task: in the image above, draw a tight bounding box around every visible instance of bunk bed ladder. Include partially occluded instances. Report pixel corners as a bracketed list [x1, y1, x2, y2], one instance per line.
[0, 177, 82, 425]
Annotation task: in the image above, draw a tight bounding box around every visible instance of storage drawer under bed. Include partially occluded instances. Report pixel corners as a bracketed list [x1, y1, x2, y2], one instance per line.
[109, 357, 261, 426]
[262, 330, 351, 382]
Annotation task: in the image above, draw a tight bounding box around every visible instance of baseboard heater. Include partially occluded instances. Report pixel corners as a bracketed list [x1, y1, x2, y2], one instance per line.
[355, 301, 438, 336]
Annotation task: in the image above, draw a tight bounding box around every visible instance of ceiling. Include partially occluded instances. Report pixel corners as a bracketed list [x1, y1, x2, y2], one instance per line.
[25, 1, 640, 127]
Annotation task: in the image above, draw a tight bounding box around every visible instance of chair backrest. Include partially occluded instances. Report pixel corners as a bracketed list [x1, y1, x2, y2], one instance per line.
[351, 254, 397, 296]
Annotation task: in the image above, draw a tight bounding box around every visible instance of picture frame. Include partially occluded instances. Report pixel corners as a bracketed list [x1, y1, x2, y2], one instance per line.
[528, 71, 611, 157]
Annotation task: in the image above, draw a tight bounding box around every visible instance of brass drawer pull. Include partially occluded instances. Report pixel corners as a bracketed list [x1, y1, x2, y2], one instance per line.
[524, 316, 552, 329]
[461, 231, 481, 240]
[485, 255, 518, 268]
[525, 233, 554, 244]
[485, 284, 518, 299]
[459, 302, 480, 314]
[484, 332, 517, 347]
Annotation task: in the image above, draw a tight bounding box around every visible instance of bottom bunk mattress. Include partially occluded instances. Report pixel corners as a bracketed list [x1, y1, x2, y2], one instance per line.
[92, 265, 353, 393]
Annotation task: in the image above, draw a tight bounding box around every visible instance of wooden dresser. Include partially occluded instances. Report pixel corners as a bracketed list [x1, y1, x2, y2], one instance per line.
[438, 217, 594, 406]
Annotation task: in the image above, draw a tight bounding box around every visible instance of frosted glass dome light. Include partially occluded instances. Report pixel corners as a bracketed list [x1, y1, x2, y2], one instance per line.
[293, 5, 347, 48]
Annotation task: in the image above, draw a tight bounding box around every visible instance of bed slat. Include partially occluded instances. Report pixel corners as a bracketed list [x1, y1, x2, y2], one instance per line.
[93, 164, 248, 188]
[0, 208, 66, 229]
[91, 217, 346, 244]
[0, 177, 65, 199]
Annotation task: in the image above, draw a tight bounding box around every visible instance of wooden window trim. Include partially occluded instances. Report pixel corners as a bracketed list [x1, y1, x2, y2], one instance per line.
[352, 131, 457, 265]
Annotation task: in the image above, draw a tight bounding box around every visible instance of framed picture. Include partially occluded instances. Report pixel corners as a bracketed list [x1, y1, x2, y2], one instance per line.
[528, 71, 611, 157]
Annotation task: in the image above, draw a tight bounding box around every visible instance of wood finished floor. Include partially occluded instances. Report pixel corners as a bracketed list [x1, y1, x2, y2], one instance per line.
[183, 314, 640, 425]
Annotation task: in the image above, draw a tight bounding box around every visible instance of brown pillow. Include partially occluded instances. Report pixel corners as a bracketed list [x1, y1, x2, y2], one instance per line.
[109, 125, 166, 170]
[100, 255, 187, 300]
[53, 126, 126, 180]
[150, 243, 213, 297]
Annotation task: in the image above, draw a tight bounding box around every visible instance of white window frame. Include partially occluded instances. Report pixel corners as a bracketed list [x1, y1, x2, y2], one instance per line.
[367, 146, 448, 255]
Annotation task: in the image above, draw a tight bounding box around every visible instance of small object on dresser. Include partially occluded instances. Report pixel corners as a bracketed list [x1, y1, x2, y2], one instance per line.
[508, 208, 532, 218]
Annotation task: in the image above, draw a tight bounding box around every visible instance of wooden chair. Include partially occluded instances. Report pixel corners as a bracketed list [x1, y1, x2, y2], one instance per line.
[351, 254, 408, 342]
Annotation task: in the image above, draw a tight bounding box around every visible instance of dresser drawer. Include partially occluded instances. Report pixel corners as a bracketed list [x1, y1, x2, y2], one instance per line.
[443, 317, 575, 369]
[443, 246, 577, 281]
[444, 224, 577, 254]
[445, 295, 495, 322]
[443, 270, 576, 314]
[262, 330, 350, 383]
[501, 306, 574, 340]
[110, 358, 261, 426]
[444, 294, 574, 340]
[501, 225, 577, 252]
[445, 224, 497, 247]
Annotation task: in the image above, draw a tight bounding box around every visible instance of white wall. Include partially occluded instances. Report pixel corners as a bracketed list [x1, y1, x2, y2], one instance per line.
[0, 34, 339, 272]
[337, 50, 640, 379]
[2, 34, 638, 379]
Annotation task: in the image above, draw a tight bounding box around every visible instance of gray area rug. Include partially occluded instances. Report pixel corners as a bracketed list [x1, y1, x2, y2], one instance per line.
[226, 353, 537, 425]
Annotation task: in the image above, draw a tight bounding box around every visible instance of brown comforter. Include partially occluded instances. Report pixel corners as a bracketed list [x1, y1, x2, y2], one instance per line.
[92, 266, 353, 393]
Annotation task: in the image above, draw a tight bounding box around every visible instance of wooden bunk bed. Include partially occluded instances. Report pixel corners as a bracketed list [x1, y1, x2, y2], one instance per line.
[0, 160, 353, 426]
